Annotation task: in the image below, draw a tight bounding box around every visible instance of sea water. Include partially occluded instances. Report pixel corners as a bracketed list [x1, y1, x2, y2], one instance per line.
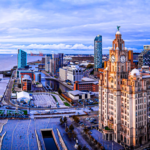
[0, 54, 43, 71]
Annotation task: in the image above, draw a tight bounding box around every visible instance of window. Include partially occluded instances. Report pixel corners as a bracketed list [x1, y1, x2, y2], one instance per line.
[122, 66, 124, 72]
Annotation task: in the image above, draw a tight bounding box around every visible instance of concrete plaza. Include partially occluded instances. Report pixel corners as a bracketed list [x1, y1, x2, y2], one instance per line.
[33, 93, 67, 108]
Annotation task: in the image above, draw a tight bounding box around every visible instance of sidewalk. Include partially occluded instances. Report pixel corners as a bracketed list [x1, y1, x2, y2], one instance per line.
[135, 142, 150, 150]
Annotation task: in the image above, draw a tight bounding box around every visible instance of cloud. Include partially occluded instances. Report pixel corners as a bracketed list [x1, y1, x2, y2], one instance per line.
[0, 0, 149, 54]
[0, 43, 94, 49]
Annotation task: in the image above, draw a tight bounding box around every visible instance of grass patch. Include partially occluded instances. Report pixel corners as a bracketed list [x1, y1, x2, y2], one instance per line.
[64, 102, 70, 106]
[52, 95, 58, 102]
[0, 110, 4, 114]
[60, 96, 65, 101]
[51, 92, 56, 94]
[22, 110, 28, 115]
[6, 110, 26, 115]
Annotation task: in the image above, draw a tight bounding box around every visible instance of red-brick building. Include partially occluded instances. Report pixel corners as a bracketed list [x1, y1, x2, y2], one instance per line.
[74, 77, 99, 92]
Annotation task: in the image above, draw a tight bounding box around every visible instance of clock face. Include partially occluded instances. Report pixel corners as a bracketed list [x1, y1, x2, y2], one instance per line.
[111, 55, 115, 63]
[120, 55, 126, 63]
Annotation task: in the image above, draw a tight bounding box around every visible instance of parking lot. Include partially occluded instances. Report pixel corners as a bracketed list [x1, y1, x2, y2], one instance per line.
[70, 114, 98, 128]
[79, 115, 98, 127]
[33, 93, 67, 108]
[78, 98, 98, 106]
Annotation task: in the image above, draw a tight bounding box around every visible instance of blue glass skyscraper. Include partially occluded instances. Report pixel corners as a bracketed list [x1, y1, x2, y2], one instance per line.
[18, 49, 27, 68]
[94, 35, 102, 71]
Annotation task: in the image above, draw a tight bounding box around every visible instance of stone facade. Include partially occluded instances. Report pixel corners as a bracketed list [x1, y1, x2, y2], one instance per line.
[99, 30, 150, 148]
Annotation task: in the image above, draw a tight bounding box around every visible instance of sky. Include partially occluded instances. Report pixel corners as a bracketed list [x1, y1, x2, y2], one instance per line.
[0, 0, 150, 54]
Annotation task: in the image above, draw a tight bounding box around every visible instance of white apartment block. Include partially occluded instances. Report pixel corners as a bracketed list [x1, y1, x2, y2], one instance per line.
[67, 65, 83, 84]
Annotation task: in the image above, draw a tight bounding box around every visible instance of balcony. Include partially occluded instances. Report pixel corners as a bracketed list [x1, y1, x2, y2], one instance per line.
[138, 132, 145, 136]
[102, 126, 114, 133]
[138, 125, 144, 129]
[108, 119, 114, 124]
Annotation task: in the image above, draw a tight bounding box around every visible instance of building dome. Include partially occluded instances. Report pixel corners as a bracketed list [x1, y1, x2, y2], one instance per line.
[116, 31, 121, 34]
[22, 75, 32, 81]
[130, 69, 140, 76]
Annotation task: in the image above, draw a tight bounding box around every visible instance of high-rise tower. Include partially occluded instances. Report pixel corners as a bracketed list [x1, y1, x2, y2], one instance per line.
[17, 49, 27, 69]
[94, 35, 102, 71]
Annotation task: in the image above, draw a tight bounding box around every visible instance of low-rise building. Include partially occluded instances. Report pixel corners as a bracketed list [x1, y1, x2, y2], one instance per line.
[74, 77, 99, 92]
[144, 45, 150, 50]
[67, 65, 83, 84]
[59, 65, 83, 83]
[68, 90, 90, 101]
[59, 68, 67, 81]
[72, 56, 94, 63]
[17, 69, 41, 83]
[17, 69, 41, 91]
[17, 91, 31, 104]
[138, 50, 150, 69]
[21, 75, 32, 91]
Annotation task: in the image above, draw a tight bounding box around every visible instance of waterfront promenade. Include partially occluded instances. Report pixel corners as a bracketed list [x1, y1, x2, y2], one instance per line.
[0, 118, 78, 150]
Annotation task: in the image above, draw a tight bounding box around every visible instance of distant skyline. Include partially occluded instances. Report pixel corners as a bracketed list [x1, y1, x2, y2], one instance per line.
[0, 0, 150, 54]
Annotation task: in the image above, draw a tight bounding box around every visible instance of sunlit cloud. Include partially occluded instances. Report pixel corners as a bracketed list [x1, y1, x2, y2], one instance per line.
[0, 0, 149, 54]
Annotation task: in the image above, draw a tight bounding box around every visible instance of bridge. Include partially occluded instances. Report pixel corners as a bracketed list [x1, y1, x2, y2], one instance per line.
[41, 71, 73, 91]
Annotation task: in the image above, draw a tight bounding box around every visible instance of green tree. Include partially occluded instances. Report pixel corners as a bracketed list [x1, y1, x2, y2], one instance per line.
[72, 131, 77, 139]
[82, 145, 89, 150]
[97, 143, 101, 148]
[74, 117, 79, 123]
[65, 127, 69, 133]
[67, 132, 72, 139]
[78, 145, 82, 150]
[58, 88, 62, 95]
[64, 116, 67, 123]
[86, 64, 94, 69]
[60, 117, 64, 125]
[69, 124, 74, 132]
[83, 127, 89, 134]
[94, 140, 98, 145]
[100, 146, 105, 150]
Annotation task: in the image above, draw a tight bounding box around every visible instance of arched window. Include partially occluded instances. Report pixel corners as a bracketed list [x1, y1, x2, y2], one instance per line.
[113, 66, 114, 72]
[122, 66, 124, 72]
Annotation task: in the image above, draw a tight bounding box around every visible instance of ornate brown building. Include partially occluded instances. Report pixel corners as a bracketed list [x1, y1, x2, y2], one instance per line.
[99, 29, 150, 148]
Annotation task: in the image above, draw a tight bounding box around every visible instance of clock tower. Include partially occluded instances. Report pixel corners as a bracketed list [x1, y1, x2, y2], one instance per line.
[99, 27, 132, 143]
[105, 28, 131, 91]
[99, 27, 149, 148]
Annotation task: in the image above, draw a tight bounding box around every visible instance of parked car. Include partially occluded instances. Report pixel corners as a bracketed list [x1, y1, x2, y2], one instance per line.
[143, 147, 150, 150]
[79, 121, 83, 124]
[89, 107, 94, 111]
[86, 118, 90, 121]
[93, 121, 98, 124]
[90, 118, 96, 121]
